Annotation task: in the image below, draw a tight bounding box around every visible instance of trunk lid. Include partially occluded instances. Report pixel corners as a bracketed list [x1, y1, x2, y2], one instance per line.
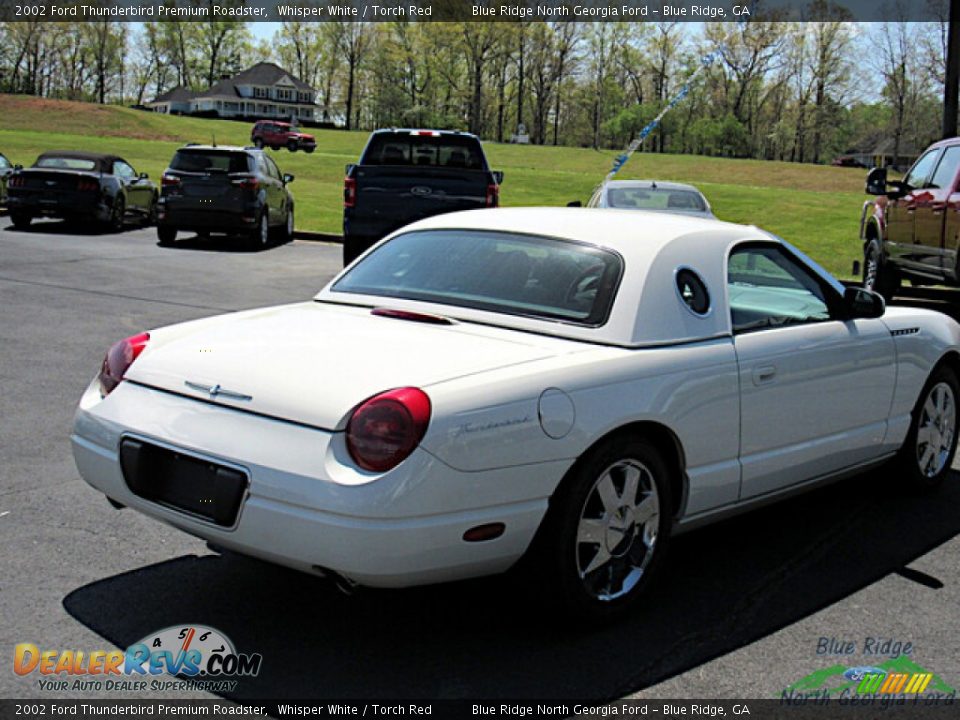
[126, 302, 572, 430]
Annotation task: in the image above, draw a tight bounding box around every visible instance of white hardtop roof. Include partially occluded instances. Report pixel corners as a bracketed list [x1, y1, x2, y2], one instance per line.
[318, 207, 799, 347]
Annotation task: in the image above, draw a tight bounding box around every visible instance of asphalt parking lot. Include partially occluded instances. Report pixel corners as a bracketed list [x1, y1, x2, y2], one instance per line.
[2, 220, 960, 704]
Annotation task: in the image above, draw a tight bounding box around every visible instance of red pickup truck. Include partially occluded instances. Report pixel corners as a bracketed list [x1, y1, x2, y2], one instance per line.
[250, 120, 316, 153]
[861, 137, 960, 299]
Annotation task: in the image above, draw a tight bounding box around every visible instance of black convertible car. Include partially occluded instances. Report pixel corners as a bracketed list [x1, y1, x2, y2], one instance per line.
[6, 151, 157, 231]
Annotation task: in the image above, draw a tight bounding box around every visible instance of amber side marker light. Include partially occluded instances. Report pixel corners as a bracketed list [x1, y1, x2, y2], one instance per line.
[463, 523, 505, 542]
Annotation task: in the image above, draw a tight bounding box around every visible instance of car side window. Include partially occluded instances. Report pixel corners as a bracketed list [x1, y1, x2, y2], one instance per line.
[113, 161, 135, 180]
[929, 146, 960, 190]
[265, 157, 281, 180]
[904, 149, 941, 189]
[728, 245, 832, 334]
[256, 155, 269, 177]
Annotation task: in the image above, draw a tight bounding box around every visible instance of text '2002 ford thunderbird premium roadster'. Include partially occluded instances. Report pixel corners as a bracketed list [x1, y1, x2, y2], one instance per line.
[72, 208, 960, 619]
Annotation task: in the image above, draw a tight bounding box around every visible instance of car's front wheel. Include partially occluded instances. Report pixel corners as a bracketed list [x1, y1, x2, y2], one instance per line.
[899, 365, 960, 489]
[253, 138, 264, 149]
[536, 437, 672, 621]
[287, 140, 298, 152]
[282, 206, 294, 244]
[863, 239, 900, 302]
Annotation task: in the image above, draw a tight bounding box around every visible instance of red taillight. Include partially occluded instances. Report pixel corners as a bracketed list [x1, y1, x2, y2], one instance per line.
[346, 387, 431, 472]
[77, 178, 99, 192]
[231, 176, 259, 191]
[161, 174, 181, 187]
[486, 183, 499, 207]
[344, 176, 356, 208]
[98, 332, 150, 397]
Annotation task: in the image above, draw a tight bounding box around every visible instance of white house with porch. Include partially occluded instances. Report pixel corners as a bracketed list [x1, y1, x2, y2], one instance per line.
[146, 63, 320, 123]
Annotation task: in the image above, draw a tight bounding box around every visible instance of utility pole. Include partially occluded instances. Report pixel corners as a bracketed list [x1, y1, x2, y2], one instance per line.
[944, 1, 960, 138]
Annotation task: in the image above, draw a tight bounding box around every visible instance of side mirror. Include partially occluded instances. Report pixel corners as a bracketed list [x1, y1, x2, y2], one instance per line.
[865, 167, 887, 196]
[492, 170, 504, 185]
[283, 173, 295, 184]
[844, 286, 885, 319]
[567, 200, 583, 207]
[139, 172, 149, 180]
[14, 164, 23, 171]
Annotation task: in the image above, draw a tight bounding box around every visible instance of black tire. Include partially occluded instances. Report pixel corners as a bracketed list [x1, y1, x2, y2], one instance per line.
[287, 140, 298, 152]
[342, 234, 368, 266]
[304, 146, 315, 154]
[282, 205, 294, 244]
[10, 211, 32, 230]
[157, 226, 177, 245]
[246, 212, 270, 250]
[531, 437, 672, 621]
[897, 365, 960, 490]
[253, 138, 264, 149]
[863, 238, 900, 302]
[107, 196, 125, 233]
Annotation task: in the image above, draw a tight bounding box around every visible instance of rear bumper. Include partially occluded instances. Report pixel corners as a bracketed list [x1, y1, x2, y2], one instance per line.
[7, 191, 110, 220]
[71, 380, 550, 588]
[157, 200, 260, 232]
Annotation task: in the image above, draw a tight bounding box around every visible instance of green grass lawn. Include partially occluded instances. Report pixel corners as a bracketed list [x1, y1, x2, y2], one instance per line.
[0, 95, 867, 278]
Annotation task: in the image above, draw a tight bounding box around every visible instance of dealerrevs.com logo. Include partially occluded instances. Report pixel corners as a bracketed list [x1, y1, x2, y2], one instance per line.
[13, 625, 262, 693]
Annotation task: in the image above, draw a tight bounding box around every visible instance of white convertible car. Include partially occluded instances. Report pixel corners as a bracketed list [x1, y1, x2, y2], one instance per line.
[72, 208, 960, 618]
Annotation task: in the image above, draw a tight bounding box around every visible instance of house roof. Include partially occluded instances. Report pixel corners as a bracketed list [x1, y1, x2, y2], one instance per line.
[149, 85, 195, 104]
[148, 63, 315, 106]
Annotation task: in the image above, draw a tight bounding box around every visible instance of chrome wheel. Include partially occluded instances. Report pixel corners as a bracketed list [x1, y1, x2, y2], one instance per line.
[259, 213, 269, 246]
[576, 459, 660, 602]
[916, 382, 956, 478]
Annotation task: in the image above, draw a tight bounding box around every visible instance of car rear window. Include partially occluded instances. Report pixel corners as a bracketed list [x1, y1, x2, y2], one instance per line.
[606, 187, 706, 212]
[170, 150, 251, 174]
[331, 229, 623, 326]
[362, 134, 485, 170]
[35, 157, 96, 170]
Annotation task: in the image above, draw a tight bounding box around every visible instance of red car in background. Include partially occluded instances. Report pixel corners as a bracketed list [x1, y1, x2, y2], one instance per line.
[251, 120, 316, 153]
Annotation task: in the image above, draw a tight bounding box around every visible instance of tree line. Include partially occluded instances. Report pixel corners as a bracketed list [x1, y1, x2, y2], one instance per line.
[0, 9, 954, 166]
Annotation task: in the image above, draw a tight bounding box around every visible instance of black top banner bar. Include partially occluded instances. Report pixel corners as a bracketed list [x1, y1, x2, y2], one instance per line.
[0, 0, 951, 23]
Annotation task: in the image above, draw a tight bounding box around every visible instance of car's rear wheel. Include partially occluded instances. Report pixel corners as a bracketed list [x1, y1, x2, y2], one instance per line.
[534, 437, 672, 621]
[156, 226, 177, 245]
[898, 365, 960, 489]
[10, 211, 32, 230]
[254, 138, 264, 149]
[863, 239, 900, 302]
[107, 196, 125, 233]
[247, 212, 269, 250]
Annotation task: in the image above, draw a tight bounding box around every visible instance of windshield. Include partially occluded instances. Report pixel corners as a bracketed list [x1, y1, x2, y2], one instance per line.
[331, 230, 623, 326]
[170, 150, 250, 174]
[35, 157, 96, 171]
[0, 155, 10, 169]
[362, 135, 485, 170]
[606, 187, 707, 212]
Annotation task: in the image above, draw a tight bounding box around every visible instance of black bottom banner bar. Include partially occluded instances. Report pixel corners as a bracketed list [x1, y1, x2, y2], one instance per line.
[2, 699, 959, 720]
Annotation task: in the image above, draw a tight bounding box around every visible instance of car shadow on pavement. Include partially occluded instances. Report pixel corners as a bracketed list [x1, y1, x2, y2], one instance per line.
[63, 467, 960, 701]
[3, 219, 141, 236]
[157, 234, 287, 253]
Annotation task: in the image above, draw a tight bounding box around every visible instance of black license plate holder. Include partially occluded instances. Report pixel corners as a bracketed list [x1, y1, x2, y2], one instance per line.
[119, 438, 247, 527]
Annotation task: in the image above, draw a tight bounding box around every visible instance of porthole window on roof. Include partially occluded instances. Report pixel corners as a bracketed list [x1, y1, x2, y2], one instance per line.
[676, 268, 710, 316]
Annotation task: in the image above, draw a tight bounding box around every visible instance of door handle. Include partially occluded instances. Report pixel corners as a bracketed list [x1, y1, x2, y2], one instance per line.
[752, 365, 777, 385]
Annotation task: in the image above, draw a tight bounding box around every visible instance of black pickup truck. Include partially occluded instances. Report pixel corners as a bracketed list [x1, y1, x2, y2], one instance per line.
[342, 129, 503, 265]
